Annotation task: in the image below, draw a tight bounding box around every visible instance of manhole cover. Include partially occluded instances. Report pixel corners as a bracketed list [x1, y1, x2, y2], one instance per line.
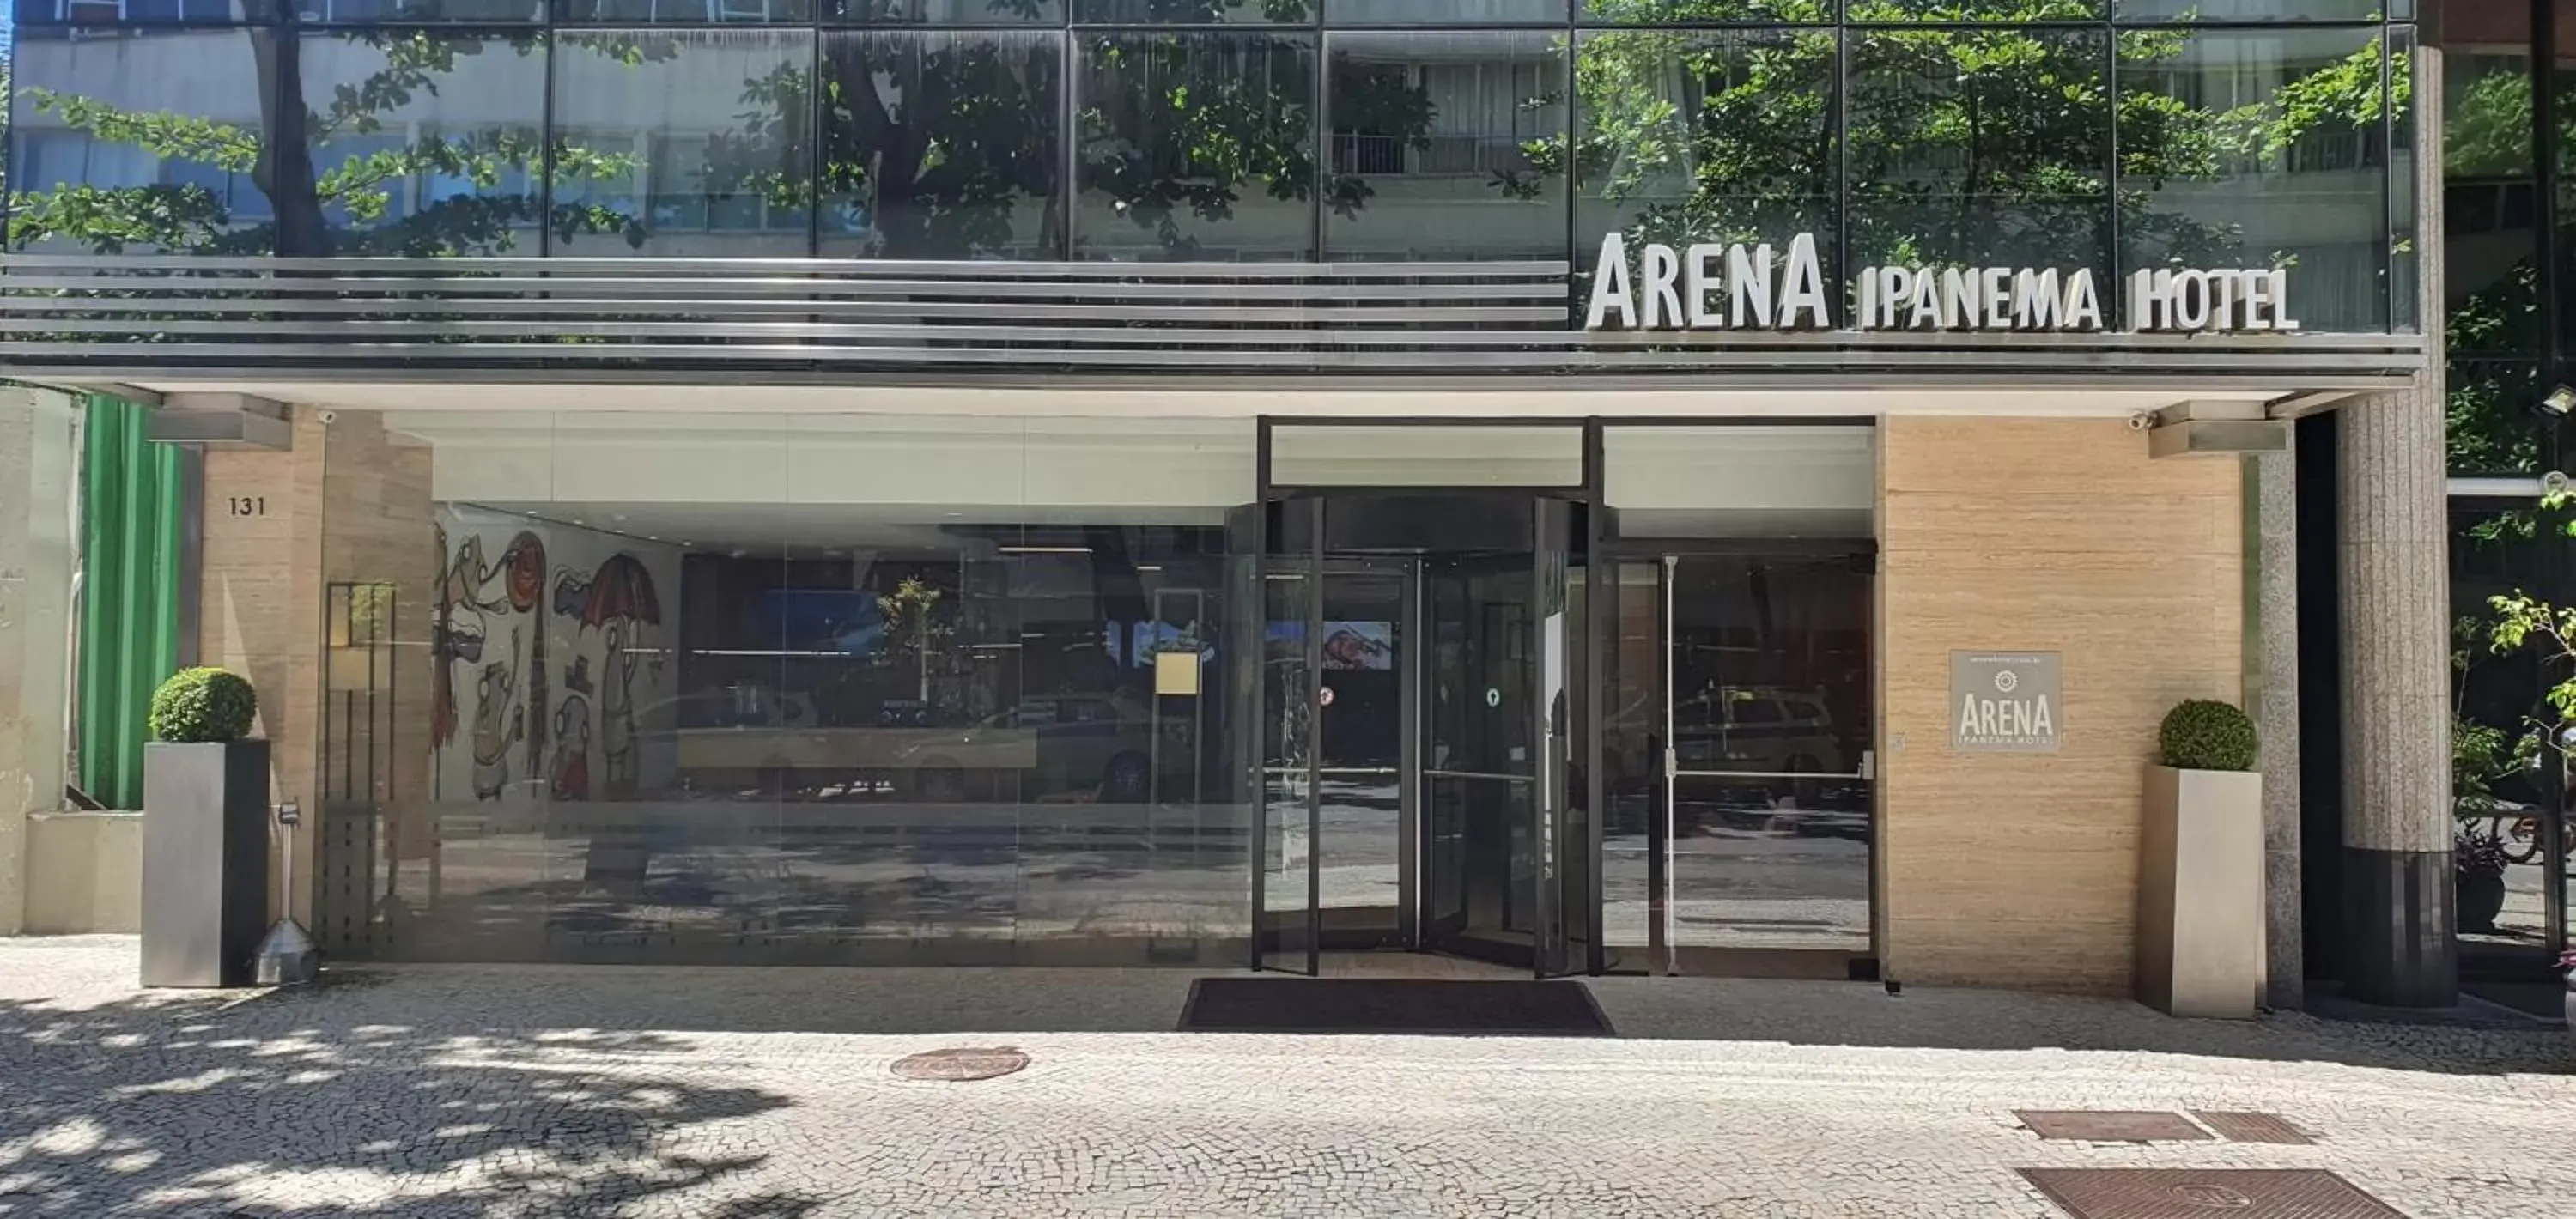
[889, 1047, 1030, 1082]
[2016, 1110, 2213, 1143]
[2020, 1169, 2408, 1219]
[2192, 1111, 2316, 1145]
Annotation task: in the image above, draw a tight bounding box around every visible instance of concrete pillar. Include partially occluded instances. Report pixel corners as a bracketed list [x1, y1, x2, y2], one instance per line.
[2248, 444, 2300, 1010]
[2334, 41, 2455, 1008]
[0, 387, 82, 938]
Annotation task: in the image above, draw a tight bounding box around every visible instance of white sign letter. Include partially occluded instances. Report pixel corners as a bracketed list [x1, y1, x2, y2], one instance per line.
[1779, 233, 1830, 330]
[2062, 269, 2103, 331]
[2267, 269, 2297, 331]
[1980, 267, 2014, 330]
[1584, 233, 1635, 330]
[1684, 243, 1725, 329]
[1640, 243, 1685, 330]
[2012, 268, 2061, 330]
[1728, 243, 1775, 329]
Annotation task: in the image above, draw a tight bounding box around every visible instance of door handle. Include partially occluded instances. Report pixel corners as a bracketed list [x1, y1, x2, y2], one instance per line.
[1859, 749, 1876, 781]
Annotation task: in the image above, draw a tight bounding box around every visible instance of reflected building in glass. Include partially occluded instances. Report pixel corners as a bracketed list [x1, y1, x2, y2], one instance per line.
[0, 0, 2514, 1011]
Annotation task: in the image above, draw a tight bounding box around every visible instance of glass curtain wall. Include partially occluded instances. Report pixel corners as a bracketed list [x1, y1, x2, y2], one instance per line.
[2443, 2, 2576, 982]
[310, 412, 1261, 965]
[7, 2, 2414, 329]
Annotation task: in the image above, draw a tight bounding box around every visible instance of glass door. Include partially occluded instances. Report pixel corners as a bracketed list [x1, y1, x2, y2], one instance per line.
[1253, 499, 1323, 974]
[1419, 496, 1580, 975]
[1662, 553, 1875, 969]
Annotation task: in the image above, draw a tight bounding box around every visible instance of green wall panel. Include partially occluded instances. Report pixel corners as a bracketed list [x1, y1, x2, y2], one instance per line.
[77, 397, 182, 810]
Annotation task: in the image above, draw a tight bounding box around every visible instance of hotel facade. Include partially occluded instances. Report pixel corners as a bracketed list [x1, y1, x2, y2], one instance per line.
[2, 0, 2545, 1010]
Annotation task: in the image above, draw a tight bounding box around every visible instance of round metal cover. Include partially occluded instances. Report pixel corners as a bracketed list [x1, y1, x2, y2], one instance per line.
[889, 1046, 1030, 1082]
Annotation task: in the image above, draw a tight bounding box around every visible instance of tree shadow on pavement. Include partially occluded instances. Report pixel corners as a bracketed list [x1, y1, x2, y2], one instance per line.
[0, 979, 815, 1218]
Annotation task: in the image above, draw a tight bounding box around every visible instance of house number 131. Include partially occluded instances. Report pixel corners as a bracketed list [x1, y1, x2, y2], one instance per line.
[228, 496, 266, 518]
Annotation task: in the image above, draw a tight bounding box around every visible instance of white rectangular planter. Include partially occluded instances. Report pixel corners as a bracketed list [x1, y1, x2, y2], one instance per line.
[2136, 765, 2264, 1019]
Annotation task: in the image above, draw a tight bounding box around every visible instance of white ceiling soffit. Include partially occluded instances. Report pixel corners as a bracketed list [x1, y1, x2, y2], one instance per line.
[118, 380, 2273, 420]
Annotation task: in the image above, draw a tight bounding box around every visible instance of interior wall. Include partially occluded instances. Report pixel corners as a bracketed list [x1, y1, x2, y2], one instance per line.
[1876, 416, 2245, 993]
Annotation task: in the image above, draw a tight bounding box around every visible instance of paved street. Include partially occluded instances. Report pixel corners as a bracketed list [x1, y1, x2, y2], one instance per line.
[0, 936, 2569, 1219]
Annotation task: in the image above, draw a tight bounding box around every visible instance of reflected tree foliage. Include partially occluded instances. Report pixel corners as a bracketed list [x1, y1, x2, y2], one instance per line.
[9, 2, 2410, 274]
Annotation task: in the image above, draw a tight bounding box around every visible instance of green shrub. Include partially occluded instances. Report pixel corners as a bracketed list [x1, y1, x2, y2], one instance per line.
[147, 667, 258, 744]
[2158, 699, 2257, 772]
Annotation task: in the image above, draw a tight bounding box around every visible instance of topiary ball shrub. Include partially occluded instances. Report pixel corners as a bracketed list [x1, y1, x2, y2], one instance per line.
[2158, 699, 2257, 772]
[148, 667, 259, 744]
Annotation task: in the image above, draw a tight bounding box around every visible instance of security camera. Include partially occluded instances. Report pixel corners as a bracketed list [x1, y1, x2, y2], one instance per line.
[316, 409, 338, 424]
[2125, 412, 2156, 433]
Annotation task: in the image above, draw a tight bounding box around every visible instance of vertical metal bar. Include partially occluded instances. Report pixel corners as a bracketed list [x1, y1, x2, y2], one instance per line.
[1584, 492, 1607, 975]
[1532, 496, 1552, 979]
[808, 27, 825, 259]
[538, 24, 558, 259]
[1399, 557, 1423, 949]
[2105, 17, 2122, 324]
[1834, 19, 1851, 325]
[1303, 498, 1325, 976]
[1061, 24, 1079, 259]
[1312, 28, 1330, 263]
[1660, 552, 1676, 976]
[2536, 0, 2563, 469]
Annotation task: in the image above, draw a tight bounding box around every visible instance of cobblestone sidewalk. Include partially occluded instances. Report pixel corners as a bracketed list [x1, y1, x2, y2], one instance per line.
[1, 937, 2569, 1218]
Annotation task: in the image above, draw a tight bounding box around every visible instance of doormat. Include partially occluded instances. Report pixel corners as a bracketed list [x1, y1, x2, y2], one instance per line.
[1177, 977, 1613, 1036]
[2019, 1169, 2407, 1219]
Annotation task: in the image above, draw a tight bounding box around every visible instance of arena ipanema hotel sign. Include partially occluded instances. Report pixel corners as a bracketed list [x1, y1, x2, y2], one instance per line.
[1582, 233, 2297, 336]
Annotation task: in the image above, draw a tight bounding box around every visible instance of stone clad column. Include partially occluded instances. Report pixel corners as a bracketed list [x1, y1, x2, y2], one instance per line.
[2335, 39, 2455, 1009]
[2250, 444, 2300, 1010]
[0, 387, 82, 938]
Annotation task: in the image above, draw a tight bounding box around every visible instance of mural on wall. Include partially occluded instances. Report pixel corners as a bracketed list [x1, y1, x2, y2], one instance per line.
[432, 508, 678, 804]
[553, 554, 665, 798]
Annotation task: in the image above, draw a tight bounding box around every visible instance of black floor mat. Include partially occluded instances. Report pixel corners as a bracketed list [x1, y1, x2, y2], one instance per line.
[1177, 977, 1613, 1035]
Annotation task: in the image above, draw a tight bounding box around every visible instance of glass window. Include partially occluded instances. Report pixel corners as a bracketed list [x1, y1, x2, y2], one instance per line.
[1860, 0, 2104, 20]
[560, 0, 814, 22]
[1604, 425, 1874, 537]
[2113, 0, 2393, 21]
[1850, 26, 2109, 285]
[2447, 500, 2572, 967]
[319, 411, 1261, 967]
[2448, 360, 2551, 477]
[833, 0, 1062, 20]
[550, 29, 816, 256]
[1331, 0, 1562, 22]
[1074, 0, 1315, 23]
[1572, 27, 1835, 269]
[307, 0, 550, 19]
[1074, 31, 1319, 262]
[1578, 0, 1829, 22]
[296, 33, 550, 257]
[2116, 27, 2388, 332]
[12, 0, 247, 22]
[1324, 31, 1566, 263]
[1269, 424, 1583, 487]
[819, 29, 1064, 259]
[7, 29, 273, 254]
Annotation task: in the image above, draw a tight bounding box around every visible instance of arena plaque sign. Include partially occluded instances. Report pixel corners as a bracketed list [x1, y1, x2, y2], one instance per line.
[1950, 651, 2063, 755]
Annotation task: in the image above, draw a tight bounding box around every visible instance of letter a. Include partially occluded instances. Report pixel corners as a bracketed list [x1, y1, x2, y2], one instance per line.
[1586, 233, 1637, 330]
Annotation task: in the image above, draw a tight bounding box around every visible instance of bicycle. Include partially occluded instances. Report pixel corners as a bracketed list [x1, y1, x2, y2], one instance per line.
[2500, 810, 2574, 865]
